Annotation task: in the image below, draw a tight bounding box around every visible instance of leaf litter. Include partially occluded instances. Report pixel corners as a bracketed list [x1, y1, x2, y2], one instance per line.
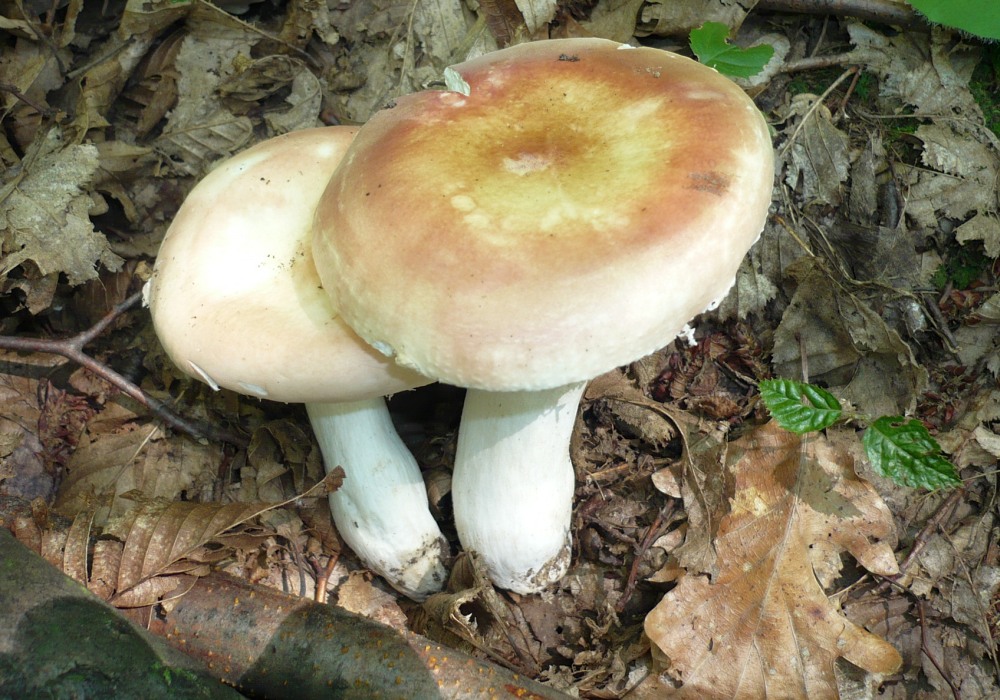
[637, 423, 901, 699]
[2, 1, 1000, 698]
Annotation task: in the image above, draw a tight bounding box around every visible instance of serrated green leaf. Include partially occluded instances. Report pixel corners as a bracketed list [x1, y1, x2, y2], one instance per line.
[861, 417, 961, 490]
[759, 379, 842, 434]
[906, 0, 1000, 41]
[689, 22, 775, 78]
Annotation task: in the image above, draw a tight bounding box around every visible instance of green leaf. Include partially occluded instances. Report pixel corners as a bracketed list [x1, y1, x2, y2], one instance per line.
[689, 22, 775, 78]
[759, 379, 842, 434]
[907, 0, 1000, 41]
[862, 417, 961, 490]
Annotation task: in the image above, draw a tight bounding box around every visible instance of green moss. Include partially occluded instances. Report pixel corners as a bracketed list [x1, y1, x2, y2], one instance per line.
[932, 241, 990, 290]
[786, 67, 847, 97]
[853, 71, 875, 102]
[970, 45, 1000, 139]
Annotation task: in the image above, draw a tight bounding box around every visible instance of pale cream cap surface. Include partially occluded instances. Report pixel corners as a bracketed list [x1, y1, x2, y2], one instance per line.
[313, 39, 774, 391]
[147, 127, 430, 403]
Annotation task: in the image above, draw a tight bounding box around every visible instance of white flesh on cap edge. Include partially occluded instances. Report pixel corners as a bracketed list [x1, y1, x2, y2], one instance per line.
[452, 382, 585, 594]
[307, 400, 447, 599]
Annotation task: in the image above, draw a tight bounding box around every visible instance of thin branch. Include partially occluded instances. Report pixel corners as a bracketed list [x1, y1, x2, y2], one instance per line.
[780, 53, 857, 73]
[0, 82, 55, 117]
[918, 599, 961, 700]
[616, 503, 674, 614]
[895, 488, 964, 577]
[0, 291, 247, 447]
[779, 66, 859, 157]
[146, 570, 573, 699]
[756, 0, 924, 29]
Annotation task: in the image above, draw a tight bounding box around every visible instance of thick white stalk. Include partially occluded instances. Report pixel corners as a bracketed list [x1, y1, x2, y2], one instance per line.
[452, 382, 585, 594]
[306, 399, 448, 600]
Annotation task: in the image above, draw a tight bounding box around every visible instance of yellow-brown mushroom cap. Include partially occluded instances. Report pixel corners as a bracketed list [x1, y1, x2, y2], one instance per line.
[147, 127, 430, 403]
[312, 39, 774, 391]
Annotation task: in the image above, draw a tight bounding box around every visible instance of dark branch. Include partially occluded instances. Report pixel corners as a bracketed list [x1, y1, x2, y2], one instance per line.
[0, 291, 247, 447]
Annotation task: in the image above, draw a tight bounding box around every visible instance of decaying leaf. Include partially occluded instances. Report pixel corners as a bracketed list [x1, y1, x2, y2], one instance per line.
[716, 218, 805, 322]
[637, 0, 755, 38]
[40, 469, 340, 608]
[154, 31, 255, 175]
[0, 129, 123, 293]
[99, 497, 267, 599]
[577, 0, 646, 44]
[480, 0, 530, 47]
[641, 422, 901, 699]
[847, 22, 1000, 250]
[782, 94, 851, 206]
[772, 258, 927, 417]
[514, 0, 557, 33]
[53, 424, 219, 521]
[847, 23, 982, 120]
[935, 392, 1000, 471]
[955, 212, 1000, 258]
[31, 494, 282, 608]
[906, 123, 1000, 230]
[416, 551, 523, 655]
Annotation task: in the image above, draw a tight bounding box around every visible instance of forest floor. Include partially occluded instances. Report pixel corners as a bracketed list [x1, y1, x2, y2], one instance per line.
[1, 1, 999, 698]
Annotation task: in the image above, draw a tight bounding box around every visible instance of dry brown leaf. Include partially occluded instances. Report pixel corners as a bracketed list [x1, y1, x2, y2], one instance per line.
[637, 0, 755, 37]
[514, 0, 557, 33]
[61, 510, 94, 586]
[89, 538, 124, 599]
[640, 422, 902, 699]
[908, 124, 1000, 229]
[480, 0, 529, 47]
[579, 0, 647, 44]
[847, 23, 983, 125]
[772, 258, 927, 417]
[336, 570, 409, 631]
[0, 128, 123, 292]
[154, 29, 256, 175]
[112, 572, 197, 608]
[54, 425, 219, 521]
[955, 212, 1000, 258]
[104, 497, 279, 593]
[782, 95, 851, 206]
[0, 367, 52, 501]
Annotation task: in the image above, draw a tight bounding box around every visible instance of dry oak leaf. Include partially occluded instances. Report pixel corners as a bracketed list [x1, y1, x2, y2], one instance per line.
[642, 422, 902, 699]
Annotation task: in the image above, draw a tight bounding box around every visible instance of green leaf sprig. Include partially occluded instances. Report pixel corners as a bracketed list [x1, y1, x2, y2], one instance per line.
[759, 378, 961, 491]
[906, 0, 1000, 41]
[689, 22, 775, 79]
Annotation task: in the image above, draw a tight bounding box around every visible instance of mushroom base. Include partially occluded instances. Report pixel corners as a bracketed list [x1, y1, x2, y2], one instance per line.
[452, 383, 585, 594]
[307, 399, 449, 600]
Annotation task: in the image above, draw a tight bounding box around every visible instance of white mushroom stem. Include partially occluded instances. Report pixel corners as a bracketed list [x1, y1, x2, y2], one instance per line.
[451, 382, 585, 594]
[306, 399, 448, 600]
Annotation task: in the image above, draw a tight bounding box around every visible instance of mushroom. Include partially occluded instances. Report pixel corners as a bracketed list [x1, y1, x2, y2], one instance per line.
[145, 127, 448, 599]
[311, 39, 774, 593]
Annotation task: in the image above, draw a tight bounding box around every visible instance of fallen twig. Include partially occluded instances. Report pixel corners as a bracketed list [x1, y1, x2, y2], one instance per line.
[757, 0, 923, 29]
[779, 66, 860, 157]
[918, 599, 962, 700]
[0, 290, 247, 447]
[616, 503, 674, 614]
[1, 497, 570, 699]
[894, 488, 965, 579]
[148, 570, 572, 699]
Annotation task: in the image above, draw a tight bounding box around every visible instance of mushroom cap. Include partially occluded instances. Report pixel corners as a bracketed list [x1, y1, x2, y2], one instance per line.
[312, 39, 774, 391]
[147, 127, 431, 403]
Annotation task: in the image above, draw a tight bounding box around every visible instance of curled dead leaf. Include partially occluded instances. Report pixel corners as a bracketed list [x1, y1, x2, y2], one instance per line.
[641, 422, 902, 699]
